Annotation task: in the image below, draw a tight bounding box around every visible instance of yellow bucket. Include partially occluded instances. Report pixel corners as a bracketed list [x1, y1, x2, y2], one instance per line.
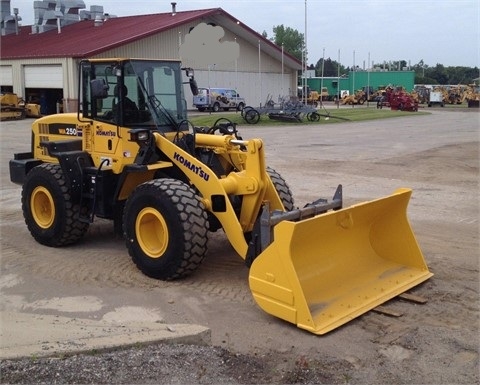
[249, 188, 433, 335]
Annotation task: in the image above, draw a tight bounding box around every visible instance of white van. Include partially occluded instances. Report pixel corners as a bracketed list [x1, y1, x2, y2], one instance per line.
[193, 88, 245, 112]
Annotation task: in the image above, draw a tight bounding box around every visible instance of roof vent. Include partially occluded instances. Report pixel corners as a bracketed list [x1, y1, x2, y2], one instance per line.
[171, 2, 176, 16]
[1, 4, 23, 36]
[94, 14, 103, 26]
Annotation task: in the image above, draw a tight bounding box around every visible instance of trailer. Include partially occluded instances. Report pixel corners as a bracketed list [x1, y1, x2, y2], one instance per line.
[428, 91, 444, 107]
[242, 95, 320, 124]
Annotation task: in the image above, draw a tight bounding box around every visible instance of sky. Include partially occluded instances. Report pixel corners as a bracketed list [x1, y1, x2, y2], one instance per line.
[9, 0, 480, 68]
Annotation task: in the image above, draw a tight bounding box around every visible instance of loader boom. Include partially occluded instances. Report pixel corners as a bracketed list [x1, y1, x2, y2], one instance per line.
[154, 132, 266, 258]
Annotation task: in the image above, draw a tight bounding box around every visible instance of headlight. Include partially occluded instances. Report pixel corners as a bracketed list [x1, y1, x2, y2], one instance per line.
[128, 129, 150, 142]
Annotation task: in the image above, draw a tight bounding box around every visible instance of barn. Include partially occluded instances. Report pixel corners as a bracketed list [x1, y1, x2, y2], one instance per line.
[0, 1, 302, 115]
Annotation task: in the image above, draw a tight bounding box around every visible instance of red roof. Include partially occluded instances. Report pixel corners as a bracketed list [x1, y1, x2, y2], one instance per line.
[1, 9, 224, 59]
[1, 8, 302, 68]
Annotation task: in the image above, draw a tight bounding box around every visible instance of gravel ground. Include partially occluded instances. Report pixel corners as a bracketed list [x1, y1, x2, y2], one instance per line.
[1, 343, 354, 384]
[1, 108, 478, 385]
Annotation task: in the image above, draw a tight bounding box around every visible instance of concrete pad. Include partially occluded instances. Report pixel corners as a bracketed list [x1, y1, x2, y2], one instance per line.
[0, 311, 211, 360]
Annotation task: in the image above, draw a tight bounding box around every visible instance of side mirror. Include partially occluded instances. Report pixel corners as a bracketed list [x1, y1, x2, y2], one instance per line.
[190, 78, 198, 96]
[182, 67, 198, 96]
[90, 78, 109, 99]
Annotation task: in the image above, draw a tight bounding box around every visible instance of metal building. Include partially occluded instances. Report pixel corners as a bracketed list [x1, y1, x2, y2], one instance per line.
[1, 1, 302, 114]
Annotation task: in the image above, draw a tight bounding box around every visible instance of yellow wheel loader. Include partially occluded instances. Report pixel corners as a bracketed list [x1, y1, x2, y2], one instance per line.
[9, 58, 432, 335]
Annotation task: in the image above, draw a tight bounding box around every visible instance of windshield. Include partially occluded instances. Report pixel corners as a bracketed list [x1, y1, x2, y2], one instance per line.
[82, 59, 187, 131]
[129, 60, 187, 129]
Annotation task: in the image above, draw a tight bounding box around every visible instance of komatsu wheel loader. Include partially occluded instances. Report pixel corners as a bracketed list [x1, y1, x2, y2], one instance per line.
[9, 58, 432, 335]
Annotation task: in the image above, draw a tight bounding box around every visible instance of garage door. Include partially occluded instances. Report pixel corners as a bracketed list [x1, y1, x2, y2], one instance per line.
[0, 66, 13, 86]
[24, 65, 63, 88]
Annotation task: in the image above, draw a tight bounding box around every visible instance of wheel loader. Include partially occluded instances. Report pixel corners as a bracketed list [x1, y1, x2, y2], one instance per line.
[9, 58, 432, 335]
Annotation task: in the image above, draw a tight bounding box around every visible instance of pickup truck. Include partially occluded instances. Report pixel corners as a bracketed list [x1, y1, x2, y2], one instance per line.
[193, 87, 245, 112]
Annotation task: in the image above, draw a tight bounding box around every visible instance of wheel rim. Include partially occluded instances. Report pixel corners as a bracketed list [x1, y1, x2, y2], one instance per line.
[31, 186, 55, 229]
[135, 207, 168, 258]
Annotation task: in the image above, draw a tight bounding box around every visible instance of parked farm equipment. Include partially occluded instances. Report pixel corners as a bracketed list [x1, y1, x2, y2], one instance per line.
[242, 95, 321, 124]
[413, 86, 430, 104]
[377, 87, 418, 112]
[340, 90, 367, 105]
[0, 93, 26, 120]
[465, 85, 480, 108]
[0, 93, 42, 121]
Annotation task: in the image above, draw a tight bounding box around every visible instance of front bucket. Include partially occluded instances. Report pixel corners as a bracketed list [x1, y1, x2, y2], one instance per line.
[248, 188, 433, 335]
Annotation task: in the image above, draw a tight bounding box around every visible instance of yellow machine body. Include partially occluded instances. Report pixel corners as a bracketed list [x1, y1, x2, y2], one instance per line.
[10, 58, 433, 335]
[249, 188, 432, 334]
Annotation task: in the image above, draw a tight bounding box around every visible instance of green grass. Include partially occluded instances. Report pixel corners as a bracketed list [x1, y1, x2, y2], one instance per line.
[187, 106, 431, 127]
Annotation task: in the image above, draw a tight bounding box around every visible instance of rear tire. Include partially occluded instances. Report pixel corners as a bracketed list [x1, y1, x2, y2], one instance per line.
[22, 163, 89, 247]
[123, 179, 208, 280]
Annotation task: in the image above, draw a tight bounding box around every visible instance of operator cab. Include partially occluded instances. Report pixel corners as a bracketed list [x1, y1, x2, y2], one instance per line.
[81, 59, 191, 132]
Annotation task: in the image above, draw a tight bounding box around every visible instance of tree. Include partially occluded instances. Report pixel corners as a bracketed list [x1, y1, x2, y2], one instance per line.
[314, 58, 347, 77]
[401, 59, 479, 85]
[445, 66, 479, 84]
[430, 64, 449, 84]
[270, 25, 304, 62]
[414, 74, 438, 85]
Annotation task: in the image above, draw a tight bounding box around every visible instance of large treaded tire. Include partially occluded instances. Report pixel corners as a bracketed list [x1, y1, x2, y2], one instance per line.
[266, 166, 294, 211]
[22, 163, 89, 247]
[123, 179, 208, 280]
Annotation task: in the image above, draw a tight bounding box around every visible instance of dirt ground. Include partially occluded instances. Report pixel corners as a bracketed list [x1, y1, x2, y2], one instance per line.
[0, 107, 479, 384]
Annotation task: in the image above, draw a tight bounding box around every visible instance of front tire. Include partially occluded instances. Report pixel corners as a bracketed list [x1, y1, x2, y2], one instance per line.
[123, 179, 208, 280]
[22, 163, 89, 247]
[266, 167, 294, 211]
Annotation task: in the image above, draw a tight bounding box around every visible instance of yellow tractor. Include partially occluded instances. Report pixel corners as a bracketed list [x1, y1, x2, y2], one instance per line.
[446, 85, 468, 105]
[297, 86, 321, 106]
[341, 90, 366, 105]
[9, 58, 432, 335]
[1, 92, 42, 120]
[464, 84, 480, 108]
[1, 92, 26, 120]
